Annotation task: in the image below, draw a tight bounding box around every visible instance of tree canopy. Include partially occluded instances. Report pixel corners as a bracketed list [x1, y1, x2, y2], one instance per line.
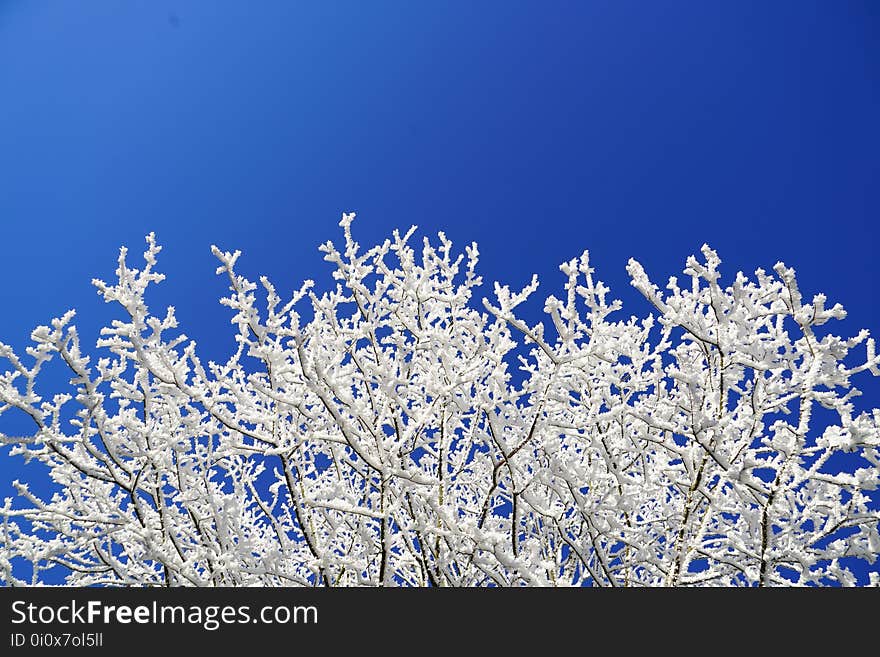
[2, 215, 878, 586]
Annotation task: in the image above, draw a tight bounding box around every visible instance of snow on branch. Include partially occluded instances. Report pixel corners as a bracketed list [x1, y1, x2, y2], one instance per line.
[1, 214, 878, 587]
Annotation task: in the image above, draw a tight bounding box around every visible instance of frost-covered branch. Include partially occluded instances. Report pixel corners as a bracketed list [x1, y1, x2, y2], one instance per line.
[1, 216, 877, 586]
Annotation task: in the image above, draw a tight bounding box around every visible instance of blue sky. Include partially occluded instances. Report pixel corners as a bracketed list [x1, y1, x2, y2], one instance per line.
[0, 2, 878, 582]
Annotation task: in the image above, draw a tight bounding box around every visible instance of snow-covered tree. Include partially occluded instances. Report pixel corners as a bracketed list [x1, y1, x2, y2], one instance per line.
[1, 214, 878, 586]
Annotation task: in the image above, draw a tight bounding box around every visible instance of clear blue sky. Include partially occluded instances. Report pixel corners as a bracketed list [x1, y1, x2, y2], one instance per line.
[0, 2, 877, 580]
[1, 1, 877, 354]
